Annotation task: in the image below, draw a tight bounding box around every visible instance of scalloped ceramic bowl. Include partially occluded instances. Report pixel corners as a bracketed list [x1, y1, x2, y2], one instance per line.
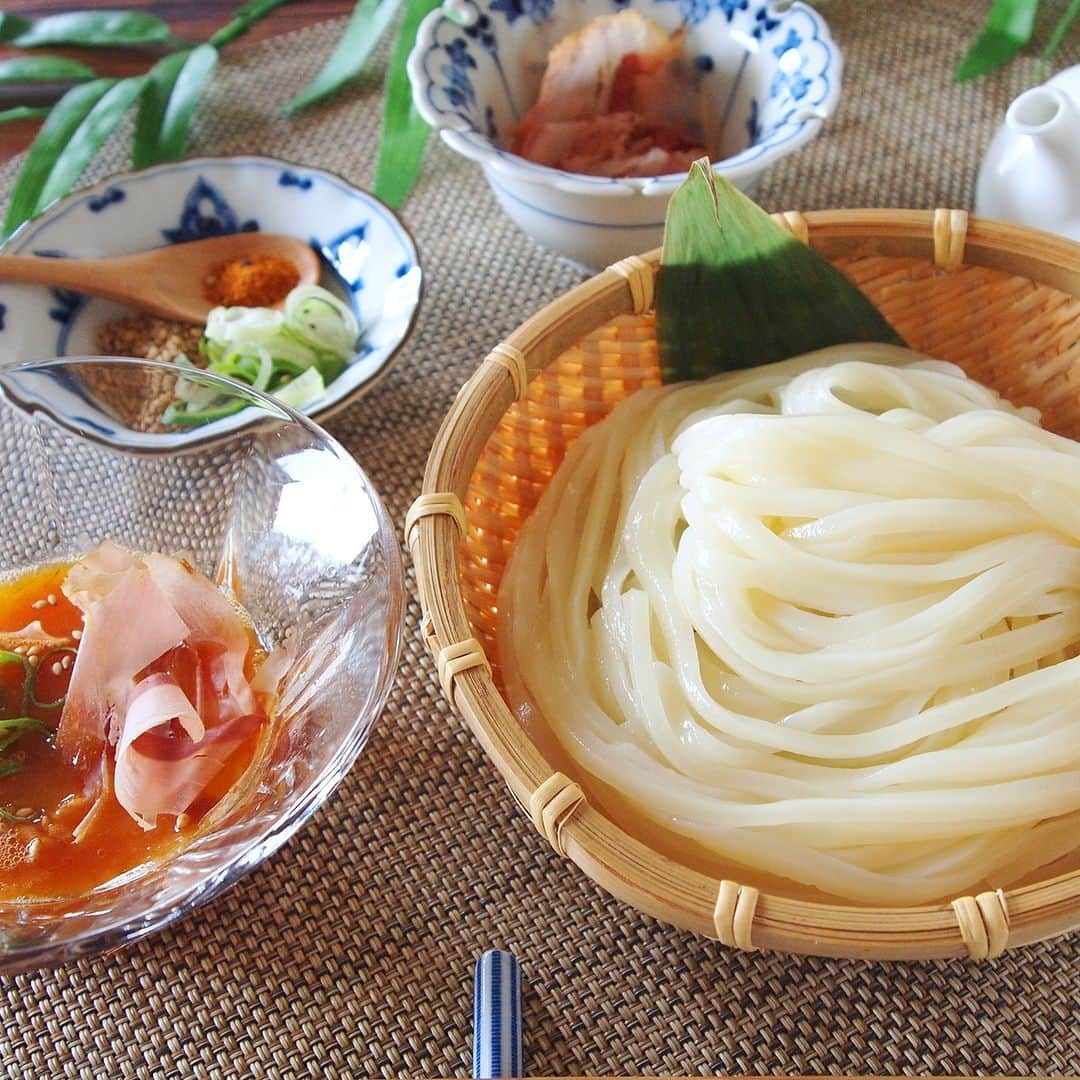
[0, 155, 422, 447]
[408, 0, 841, 266]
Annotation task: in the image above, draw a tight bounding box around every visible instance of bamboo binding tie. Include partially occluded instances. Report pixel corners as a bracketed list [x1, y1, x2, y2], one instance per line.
[419, 614, 438, 657]
[951, 888, 1010, 960]
[770, 210, 810, 246]
[404, 492, 466, 549]
[528, 772, 585, 857]
[713, 879, 759, 950]
[609, 255, 656, 314]
[933, 208, 969, 271]
[435, 637, 490, 701]
[486, 342, 529, 401]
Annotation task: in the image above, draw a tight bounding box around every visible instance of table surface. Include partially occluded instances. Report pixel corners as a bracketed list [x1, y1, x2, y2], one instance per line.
[0, 1, 355, 160]
[0, 2, 1078, 1077]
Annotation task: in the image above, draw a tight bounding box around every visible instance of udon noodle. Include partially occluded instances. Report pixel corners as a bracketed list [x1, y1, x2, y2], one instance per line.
[498, 344, 1080, 904]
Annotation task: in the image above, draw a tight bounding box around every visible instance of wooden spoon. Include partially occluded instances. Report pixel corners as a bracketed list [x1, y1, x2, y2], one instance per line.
[0, 233, 321, 324]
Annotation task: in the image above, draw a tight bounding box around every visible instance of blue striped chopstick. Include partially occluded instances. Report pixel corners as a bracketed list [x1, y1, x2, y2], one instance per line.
[473, 949, 522, 1079]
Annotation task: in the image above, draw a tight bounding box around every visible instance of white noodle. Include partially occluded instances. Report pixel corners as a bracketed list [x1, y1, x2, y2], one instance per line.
[498, 344, 1080, 904]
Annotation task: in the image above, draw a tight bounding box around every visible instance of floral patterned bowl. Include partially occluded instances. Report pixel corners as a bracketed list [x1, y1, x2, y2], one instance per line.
[0, 155, 422, 446]
[408, 0, 841, 266]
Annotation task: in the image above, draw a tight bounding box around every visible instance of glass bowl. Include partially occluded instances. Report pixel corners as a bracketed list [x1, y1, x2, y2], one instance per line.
[0, 356, 404, 975]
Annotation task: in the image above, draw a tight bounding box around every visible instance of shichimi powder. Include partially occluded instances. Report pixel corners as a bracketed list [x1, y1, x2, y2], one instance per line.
[203, 253, 300, 307]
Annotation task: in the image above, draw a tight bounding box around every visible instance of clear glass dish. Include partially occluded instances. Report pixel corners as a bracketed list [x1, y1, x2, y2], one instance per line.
[0, 356, 404, 975]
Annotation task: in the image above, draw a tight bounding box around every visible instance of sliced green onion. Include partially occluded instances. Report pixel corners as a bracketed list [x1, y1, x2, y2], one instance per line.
[206, 304, 286, 344]
[283, 284, 359, 355]
[175, 371, 224, 412]
[0, 803, 43, 824]
[162, 398, 247, 426]
[0, 715, 51, 753]
[269, 355, 309, 379]
[271, 366, 325, 409]
[313, 352, 347, 384]
[252, 345, 274, 392]
[167, 283, 360, 423]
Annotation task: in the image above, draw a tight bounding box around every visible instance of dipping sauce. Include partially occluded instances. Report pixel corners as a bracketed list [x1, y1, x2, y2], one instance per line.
[0, 546, 272, 901]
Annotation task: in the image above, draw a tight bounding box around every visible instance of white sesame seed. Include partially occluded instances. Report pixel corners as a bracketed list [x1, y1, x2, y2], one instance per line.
[13, 645, 26, 655]
[27, 655, 38, 667]
[31, 599, 46, 610]
[61, 655, 72, 670]
[71, 629, 82, 640]
[16, 808, 32, 819]
[46, 594, 57, 606]
[26, 645, 40, 657]
[51, 662, 62, 676]
[26, 838, 41, 862]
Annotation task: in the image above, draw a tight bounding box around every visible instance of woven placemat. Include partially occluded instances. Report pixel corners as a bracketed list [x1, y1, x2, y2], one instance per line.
[1, 3, 1078, 1076]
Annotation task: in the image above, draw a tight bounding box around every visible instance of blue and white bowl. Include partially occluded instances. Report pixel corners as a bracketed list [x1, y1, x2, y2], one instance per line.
[0, 156, 422, 445]
[408, 0, 841, 266]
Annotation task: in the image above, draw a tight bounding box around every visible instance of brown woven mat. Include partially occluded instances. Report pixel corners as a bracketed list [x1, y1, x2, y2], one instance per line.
[1, 3, 1078, 1076]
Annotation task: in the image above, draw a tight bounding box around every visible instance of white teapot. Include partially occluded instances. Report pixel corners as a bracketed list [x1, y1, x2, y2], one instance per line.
[975, 64, 1080, 241]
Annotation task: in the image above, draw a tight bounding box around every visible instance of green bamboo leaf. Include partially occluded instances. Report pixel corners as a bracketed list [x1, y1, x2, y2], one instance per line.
[0, 13, 31, 42]
[0, 56, 97, 84]
[374, 0, 440, 209]
[281, 0, 404, 115]
[956, 0, 1039, 82]
[3, 76, 145, 239]
[210, 0, 297, 48]
[133, 44, 218, 168]
[1041, 0, 1080, 66]
[11, 10, 171, 49]
[657, 161, 904, 383]
[0, 106, 51, 124]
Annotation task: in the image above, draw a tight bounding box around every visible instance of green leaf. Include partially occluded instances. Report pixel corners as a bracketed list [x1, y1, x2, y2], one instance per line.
[281, 0, 404, 115]
[955, 0, 1039, 82]
[3, 76, 145, 239]
[374, 0, 440, 209]
[657, 160, 905, 383]
[1040, 0, 1080, 67]
[11, 10, 172, 48]
[133, 44, 218, 168]
[210, 0, 297, 48]
[0, 13, 31, 42]
[0, 105, 52, 124]
[0, 56, 97, 84]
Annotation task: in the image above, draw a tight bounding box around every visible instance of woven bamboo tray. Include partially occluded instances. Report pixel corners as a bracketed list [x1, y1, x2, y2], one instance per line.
[408, 209, 1080, 961]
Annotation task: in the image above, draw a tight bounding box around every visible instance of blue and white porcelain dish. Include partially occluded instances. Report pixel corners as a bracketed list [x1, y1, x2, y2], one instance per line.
[408, 0, 841, 266]
[0, 156, 422, 447]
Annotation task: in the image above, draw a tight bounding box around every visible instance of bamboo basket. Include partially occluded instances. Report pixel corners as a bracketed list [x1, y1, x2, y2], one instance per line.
[408, 209, 1080, 960]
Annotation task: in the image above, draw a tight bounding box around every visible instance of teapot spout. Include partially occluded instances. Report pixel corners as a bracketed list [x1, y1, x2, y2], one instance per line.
[976, 77, 1080, 240]
[1005, 85, 1077, 152]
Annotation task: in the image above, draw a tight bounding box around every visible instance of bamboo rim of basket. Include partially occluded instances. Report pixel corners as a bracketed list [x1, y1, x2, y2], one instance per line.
[411, 210, 1080, 960]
